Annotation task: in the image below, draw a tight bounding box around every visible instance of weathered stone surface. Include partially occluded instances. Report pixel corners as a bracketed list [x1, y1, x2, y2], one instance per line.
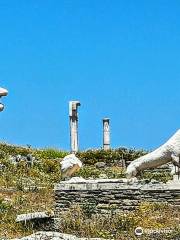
[54, 178, 180, 223]
[60, 155, 82, 179]
[8, 154, 36, 167]
[13, 231, 105, 240]
[0, 163, 6, 171]
[95, 162, 106, 169]
[16, 212, 54, 223]
[126, 129, 180, 178]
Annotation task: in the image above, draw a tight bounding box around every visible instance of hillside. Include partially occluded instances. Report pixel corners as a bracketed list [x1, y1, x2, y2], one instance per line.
[0, 143, 177, 239]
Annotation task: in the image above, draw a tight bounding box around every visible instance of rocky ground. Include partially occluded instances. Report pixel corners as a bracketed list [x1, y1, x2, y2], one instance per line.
[13, 231, 104, 240]
[0, 143, 179, 239]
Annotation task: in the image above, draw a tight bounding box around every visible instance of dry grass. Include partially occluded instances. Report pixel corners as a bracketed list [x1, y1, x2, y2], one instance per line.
[0, 188, 53, 239]
[0, 143, 177, 239]
[59, 203, 180, 240]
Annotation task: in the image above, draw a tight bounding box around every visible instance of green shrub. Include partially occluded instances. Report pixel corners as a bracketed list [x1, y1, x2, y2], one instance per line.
[41, 159, 60, 173]
[0, 198, 12, 213]
[77, 148, 147, 165]
[77, 166, 101, 179]
[34, 148, 67, 160]
[0, 143, 32, 156]
[140, 171, 172, 183]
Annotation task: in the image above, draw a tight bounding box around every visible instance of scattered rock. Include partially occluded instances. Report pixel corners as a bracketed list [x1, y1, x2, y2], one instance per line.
[0, 163, 6, 171]
[95, 162, 106, 169]
[16, 154, 22, 162]
[9, 156, 17, 164]
[26, 154, 35, 167]
[8, 154, 36, 167]
[12, 231, 105, 240]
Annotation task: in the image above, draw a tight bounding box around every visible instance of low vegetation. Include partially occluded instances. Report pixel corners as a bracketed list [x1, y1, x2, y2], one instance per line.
[0, 143, 176, 239]
[59, 202, 180, 240]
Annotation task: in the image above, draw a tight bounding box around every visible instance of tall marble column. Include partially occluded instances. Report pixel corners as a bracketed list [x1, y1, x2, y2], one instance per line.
[103, 118, 110, 150]
[69, 101, 81, 153]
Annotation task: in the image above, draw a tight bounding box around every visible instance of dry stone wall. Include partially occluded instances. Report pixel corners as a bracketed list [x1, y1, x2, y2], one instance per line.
[54, 179, 180, 218]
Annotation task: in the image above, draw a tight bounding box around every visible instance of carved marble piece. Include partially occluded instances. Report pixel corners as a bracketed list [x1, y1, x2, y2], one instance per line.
[126, 130, 180, 179]
[60, 154, 82, 179]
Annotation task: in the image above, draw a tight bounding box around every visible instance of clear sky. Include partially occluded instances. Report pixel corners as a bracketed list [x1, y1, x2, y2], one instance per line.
[0, 1, 180, 151]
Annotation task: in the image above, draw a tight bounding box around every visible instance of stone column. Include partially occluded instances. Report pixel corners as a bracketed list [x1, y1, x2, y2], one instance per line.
[103, 118, 110, 150]
[69, 101, 81, 153]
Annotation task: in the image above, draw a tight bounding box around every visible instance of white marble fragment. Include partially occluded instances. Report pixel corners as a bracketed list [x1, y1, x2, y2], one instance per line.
[126, 130, 180, 178]
[0, 87, 8, 96]
[60, 154, 82, 179]
[16, 212, 53, 222]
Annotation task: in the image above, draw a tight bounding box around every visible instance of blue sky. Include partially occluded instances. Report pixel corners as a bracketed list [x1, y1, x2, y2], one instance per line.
[0, 1, 180, 151]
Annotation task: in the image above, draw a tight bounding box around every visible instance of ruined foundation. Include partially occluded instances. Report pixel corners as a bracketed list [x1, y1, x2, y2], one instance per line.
[54, 178, 180, 220]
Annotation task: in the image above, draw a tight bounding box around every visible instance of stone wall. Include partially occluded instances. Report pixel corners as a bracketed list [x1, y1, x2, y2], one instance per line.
[54, 178, 180, 218]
